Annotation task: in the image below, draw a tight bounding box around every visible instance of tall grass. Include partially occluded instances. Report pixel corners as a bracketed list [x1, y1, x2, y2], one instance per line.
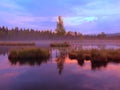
[69, 49, 91, 60]
[91, 49, 107, 62]
[107, 49, 120, 62]
[69, 49, 120, 62]
[8, 48, 50, 60]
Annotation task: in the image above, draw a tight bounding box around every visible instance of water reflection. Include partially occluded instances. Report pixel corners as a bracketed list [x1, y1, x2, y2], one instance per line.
[77, 59, 84, 66]
[56, 56, 65, 75]
[53, 48, 68, 75]
[0, 44, 118, 74]
[0, 46, 9, 55]
[91, 61, 108, 70]
[9, 59, 49, 66]
[72, 58, 120, 70]
[7, 46, 120, 71]
[1, 46, 120, 90]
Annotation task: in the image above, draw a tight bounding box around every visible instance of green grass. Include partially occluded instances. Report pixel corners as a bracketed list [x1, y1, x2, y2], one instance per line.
[8, 48, 50, 60]
[0, 42, 35, 46]
[50, 42, 70, 47]
[69, 49, 120, 62]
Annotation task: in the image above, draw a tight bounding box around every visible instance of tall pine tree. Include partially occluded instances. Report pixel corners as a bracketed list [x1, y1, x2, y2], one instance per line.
[55, 16, 66, 35]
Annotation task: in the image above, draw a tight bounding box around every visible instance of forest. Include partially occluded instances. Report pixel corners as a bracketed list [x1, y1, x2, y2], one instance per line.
[0, 26, 120, 41]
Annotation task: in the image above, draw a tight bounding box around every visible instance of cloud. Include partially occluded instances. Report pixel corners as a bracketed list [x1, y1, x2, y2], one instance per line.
[0, 10, 57, 30]
[63, 16, 98, 26]
[0, 0, 58, 29]
[0, 0, 120, 33]
[0, 0, 25, 12]
[73, 0, 120, 16]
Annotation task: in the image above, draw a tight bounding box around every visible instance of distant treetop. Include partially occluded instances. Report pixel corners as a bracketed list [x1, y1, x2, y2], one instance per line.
[55, 16, 66, 35]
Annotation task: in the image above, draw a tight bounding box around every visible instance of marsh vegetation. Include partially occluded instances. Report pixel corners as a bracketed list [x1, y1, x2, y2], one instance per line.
[69, 49, 120, 63]
[50, 42, 70, 47]
[8, 48, 50, 61]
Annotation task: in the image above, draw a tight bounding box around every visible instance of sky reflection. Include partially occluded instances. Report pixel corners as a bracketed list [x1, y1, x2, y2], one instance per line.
[0, 48, 120, 90]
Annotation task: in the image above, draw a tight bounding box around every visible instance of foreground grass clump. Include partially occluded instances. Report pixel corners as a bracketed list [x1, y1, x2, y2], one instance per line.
[0, 42, 35, 46]
[8, 48, 50, 60]
[69, 49, 120, 62]
[69, 49, 91, 60]
[91, 49, 108, 62]
[107, 49, 120, 62]
[69, 50, 78, 59]
[50, 42, 70, 47]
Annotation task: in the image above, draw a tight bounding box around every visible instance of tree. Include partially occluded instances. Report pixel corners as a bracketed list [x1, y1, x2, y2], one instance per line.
[97, 32, 106, 38]
[55, 16, 66, 35]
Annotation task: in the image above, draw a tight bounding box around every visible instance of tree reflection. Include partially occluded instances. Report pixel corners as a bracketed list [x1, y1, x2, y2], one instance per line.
[55, 47, 68, 75]
[77, 59, 84, 66]
[91, 61, 108, 70]
[70, 58, 120, 71]
[56, 56, 65, 75]
[9, 58, 49, 66]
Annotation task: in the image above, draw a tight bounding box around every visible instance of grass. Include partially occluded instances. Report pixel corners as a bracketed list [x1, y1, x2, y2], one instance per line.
[8, 48, 50, 60]
[69, 49, 120, 63]
[107, 49, 120, 63]
[50, 42, 70, 47]
[69, 49, 91, 60]
[0, 42, 35, 46]
[91, 49, 108, 62]
[68, 50, 78, 59]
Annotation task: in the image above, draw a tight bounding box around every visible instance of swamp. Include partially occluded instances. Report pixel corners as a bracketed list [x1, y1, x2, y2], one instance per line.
[0, 40, 120, 90]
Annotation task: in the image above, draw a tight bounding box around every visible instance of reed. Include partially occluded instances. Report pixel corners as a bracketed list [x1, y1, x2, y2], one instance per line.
[69, 49, 120, 62]
[91, 49, 108, 62]
[8, 48, 50, 60]
[107, 49, 120, 62]
[69, 49, 91, 60]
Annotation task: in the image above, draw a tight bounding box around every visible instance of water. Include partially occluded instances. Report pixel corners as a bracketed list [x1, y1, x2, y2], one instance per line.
[0, 45, 120, 90]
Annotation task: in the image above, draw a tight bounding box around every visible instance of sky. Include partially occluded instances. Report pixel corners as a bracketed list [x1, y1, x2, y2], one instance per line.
[0, 0, 120, 34]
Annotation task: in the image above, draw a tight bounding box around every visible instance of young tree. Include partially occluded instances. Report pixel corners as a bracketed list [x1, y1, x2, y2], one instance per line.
[55, 16, 66, 35]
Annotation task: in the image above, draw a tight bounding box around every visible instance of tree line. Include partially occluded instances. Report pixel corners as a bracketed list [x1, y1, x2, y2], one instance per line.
[0, 26, 120, 41]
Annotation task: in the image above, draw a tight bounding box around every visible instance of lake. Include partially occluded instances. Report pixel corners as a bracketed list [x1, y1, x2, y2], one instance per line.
[0, 44, 120, 90]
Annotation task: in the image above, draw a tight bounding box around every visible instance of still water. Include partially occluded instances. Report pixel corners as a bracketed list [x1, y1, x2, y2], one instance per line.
[0, 46, 120, 90]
